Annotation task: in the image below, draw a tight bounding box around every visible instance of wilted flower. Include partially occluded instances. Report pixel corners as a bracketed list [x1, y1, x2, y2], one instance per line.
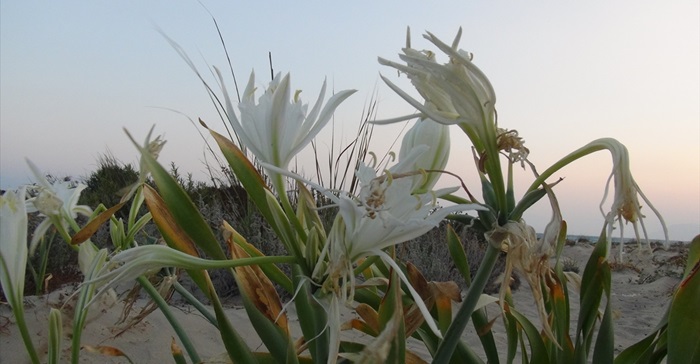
[397, 117, 451, 193]
[378, 28, 496, 135]
[0, 187, 29, 308]
[220, 71, 355, 174]
[496, 127, 529, 167]
[486, 183, 562, 347]
[593, 139, 668, 258]
[24, 159, 93, 254]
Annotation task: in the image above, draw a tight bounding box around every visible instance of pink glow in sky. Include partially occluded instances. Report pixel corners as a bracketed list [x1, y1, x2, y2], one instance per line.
[1, 1, 698, 241]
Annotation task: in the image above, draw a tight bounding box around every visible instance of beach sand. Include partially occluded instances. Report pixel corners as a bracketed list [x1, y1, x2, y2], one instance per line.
[0, 242, 687, 363]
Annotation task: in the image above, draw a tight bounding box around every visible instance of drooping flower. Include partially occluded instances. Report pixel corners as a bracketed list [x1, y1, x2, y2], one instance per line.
[219, 70, 355, 173]
[397, 117, 451, 194]
[496, 127, 530, 167]
[594, 138, 668, 258]
[377, 28, 496, 135]
[0, 187, 29, 308]
[485, 182, 563, 347]
[24, 159, 93, 254]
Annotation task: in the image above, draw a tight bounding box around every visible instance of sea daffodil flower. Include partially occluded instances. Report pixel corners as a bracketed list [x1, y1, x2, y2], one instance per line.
[0, 186, 41, 363]
[595, 139, 668, 258]
[317, 157, 485, 336]
[397, 117, 451, 194]
[24, 159, 93, 254]
[219, 71, 355, 175]
[529, 138, 668, 259]
[486, 182, 563, 347]
[0, 186, 29, 309]
[377, 28, 496, 135]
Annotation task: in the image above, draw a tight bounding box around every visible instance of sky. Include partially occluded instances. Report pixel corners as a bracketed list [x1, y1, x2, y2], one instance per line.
[1, 1, 698, 241]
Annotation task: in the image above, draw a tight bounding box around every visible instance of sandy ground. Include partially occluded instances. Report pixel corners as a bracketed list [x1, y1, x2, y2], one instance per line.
[0, 242, 688, 363]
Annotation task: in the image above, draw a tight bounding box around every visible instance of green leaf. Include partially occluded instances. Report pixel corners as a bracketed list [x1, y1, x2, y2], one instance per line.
[433, 244, 500, 364]
[614, 331, 659, 364]
[446, 224, 471, 286]
[471, 308, 500, 364]
[683, 234, 700, 278]
[134, 138, 226, 260]
[207, 277, 259, 364]
[376, 266, 405, 364]
[592, 297, 614, 363]
[507, 306, 550, 364]
[48, 308, 62, 364]
[508, 188, 546, 222]
[292, 266, 329, 363]
[575, 230, 610, 361]
[668, 236, 700, 364]
[142, 185, 210, 292]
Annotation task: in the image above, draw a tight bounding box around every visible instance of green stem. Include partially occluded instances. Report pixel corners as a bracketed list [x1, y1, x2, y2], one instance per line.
[271, 172, 311, 274]
[433, 244, 500, 363]
[50, 216, 78, 251]
[137, 276, 201, 364]
[526, 143, 607, 194]
[460, 122, 507, 222]
[172, 280, 218, 327]
[14, 302, 41, 364]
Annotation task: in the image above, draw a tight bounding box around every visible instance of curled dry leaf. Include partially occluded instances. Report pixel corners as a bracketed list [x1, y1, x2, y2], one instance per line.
[82, 345, 133, 364]
[222, 221, 289, 334]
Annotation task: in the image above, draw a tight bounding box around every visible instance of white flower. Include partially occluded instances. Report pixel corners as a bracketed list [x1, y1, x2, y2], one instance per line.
[262, 147, 486, 340]
[377, 28, 496, 131]
[0, 187, 29, 308]
[315, 154, 486, 339]
[337, 162, 475, 262]
[594, 138, 668, 258]
[397, 117, 451, 194]
[24, 159, 93, 254]
[220, 71, 355, 172]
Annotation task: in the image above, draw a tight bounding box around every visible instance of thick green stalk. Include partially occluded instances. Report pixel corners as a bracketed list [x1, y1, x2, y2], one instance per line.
[137, 276, 201, 363]
[270, 173, 310, 274]
[526, 143, 607, 194]
[433, 244, 500, 363]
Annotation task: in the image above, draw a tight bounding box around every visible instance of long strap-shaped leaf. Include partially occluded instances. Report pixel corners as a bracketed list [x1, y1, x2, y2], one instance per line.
[574, 229, 611, 363]
[668, 235, 700, 364]
[433, 243, 501, 363]
[133, 142, 258, 363]
[204, 122, 305, 268]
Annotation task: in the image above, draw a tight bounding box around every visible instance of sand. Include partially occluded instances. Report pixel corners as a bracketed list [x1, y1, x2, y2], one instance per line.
[0, 242, 687, 363]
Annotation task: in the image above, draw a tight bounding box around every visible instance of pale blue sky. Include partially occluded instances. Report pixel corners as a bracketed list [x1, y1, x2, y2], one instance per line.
[1, 1, 698, 240]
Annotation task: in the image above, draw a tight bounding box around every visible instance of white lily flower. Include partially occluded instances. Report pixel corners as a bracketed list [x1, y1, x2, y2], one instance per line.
[594, 138, 668, 258]
[24, 159, 93, 254]
[0, 187, 29, 308]
[319, 157, 485, 338]
[397, 117, 451, 194]
[219, 70, 355, 173]
[338, 162, 477, 261]
[378, 28, 496, 132]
